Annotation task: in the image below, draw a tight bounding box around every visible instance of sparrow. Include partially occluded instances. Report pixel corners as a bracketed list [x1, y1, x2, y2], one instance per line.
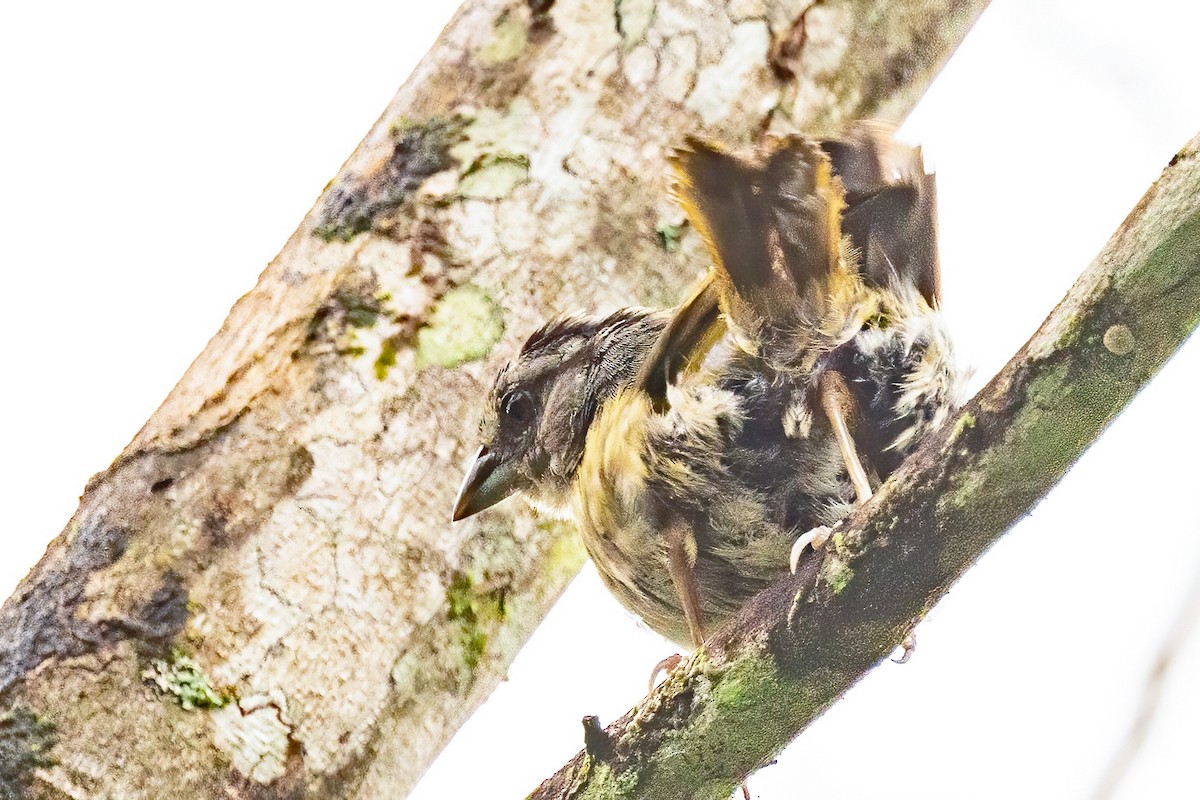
[453, 123, 964, 649]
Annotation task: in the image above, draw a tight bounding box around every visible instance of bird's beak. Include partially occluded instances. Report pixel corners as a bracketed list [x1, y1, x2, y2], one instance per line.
[452, 445, 521, 521]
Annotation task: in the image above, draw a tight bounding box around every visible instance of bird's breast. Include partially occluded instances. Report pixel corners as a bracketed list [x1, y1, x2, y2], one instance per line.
[573, 391, 660, 576]
[571, 390, 696, 643]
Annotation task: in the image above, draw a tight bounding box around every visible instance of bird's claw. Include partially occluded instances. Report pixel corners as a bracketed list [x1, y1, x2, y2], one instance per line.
[790, 525, 832, 573]
[648, 653, 684, 692]
[891, 632, 916, 664]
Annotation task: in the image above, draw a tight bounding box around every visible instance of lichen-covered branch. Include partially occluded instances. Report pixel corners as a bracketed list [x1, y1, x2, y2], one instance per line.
[530, 133, 1200, 800]
[0, 0, 988, 797]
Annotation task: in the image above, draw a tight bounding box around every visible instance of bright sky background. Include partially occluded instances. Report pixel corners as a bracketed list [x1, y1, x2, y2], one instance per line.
[3, 2, 1200, 798]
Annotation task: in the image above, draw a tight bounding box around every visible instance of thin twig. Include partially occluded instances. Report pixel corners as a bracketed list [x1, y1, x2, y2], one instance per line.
[1093, 555, 1200, 800]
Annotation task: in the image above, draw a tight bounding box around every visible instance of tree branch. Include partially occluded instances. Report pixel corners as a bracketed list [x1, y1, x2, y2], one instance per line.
[531, 133, 1200, 799]
[0, 0, 989, 797]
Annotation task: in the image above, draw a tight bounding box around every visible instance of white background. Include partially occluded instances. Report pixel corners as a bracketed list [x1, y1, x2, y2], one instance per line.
[3, 2, 1200, 798]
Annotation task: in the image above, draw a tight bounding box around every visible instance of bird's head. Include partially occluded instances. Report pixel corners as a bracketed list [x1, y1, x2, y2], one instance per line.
[452, 308, 666, 522]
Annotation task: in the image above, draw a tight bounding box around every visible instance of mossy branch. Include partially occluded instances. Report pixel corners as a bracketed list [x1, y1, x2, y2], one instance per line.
[530, 133, 1200, 800]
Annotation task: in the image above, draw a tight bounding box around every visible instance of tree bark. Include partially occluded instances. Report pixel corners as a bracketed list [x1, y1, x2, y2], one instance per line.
[0, 1, 988, 797]
[530, 130, 1200, 800]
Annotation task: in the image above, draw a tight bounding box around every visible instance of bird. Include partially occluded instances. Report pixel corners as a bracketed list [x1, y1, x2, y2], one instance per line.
[452, 123, 964, 650]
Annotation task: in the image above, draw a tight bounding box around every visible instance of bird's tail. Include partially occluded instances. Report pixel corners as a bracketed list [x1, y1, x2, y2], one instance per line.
[669, 124, 939, 365]
[671, 136, 848, 359]
[822, 122, 940, 308]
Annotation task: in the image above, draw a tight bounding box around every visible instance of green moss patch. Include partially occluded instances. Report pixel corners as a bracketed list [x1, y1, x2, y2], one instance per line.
[334, 288, 388, 329]
[374, 337, 399, 381]
[446, 572, 508, 678]
[819, 556, 854, 596]
[655, 220, 683, 252]
[142, 651, 234, 711]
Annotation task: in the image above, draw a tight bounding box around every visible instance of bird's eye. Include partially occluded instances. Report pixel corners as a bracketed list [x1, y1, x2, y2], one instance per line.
[502, 390, 535, 425]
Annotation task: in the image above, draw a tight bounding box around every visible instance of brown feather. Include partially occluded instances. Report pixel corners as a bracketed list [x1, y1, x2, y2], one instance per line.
[635, 273, 725, 412]
[671, 135, 852, 367]
[821, 123, 941, 306]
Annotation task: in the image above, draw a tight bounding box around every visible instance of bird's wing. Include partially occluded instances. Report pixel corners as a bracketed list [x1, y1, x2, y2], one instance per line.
[634, 273, 725, 412]
[820, 122, 940, 307]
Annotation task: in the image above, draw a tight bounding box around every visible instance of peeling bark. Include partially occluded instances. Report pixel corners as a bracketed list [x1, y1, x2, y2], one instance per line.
[0, 0, 988, 797]
[531, 131, 1200, 800]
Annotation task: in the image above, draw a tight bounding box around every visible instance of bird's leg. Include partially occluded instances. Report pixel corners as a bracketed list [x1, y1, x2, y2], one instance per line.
[666, 532, 753, 800]
[790, 370, 874, 575]
[666, 526, 707, 649]
[818, 369, 873, 504]
[648, 528, 706, 692]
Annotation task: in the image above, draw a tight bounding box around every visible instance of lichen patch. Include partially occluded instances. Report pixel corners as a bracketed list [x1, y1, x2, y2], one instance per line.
[655, 218, 684, 252]
[727, 0, 767, 22]
[615, 0, 655, 49]
[819, 554, 854, 595]
[212, 694, 294, 784]
[621, 43, 658, 88]
[659, 34, 699, 103]
[459, 154, 532, 200]
[685, 20, 777, 127]
[1103, 323, 1135, 355]
[416, 285, 505, 368]
[445, 571, 508, 686]
[450, 99, 538, 175]
[477, 10, 529, 65]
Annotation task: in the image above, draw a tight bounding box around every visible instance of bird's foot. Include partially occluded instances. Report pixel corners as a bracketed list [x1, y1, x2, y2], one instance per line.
[891, 632, 917, 664]
[648, 653, 685, 692]
[790, 525, 833, 574]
